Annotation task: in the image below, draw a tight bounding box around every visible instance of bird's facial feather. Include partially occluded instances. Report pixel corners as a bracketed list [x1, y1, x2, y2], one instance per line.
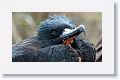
[37, 16, 85, 48]
[37, 16, 76, 40]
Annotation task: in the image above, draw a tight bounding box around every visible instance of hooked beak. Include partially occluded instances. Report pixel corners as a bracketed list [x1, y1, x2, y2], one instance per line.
[60, 24, 86, 46]
[78, 24, 86, 36]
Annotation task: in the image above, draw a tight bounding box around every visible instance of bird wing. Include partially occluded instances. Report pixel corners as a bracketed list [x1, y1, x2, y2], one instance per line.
[12, 38, 80, 62]
[72, 39, 96, 62]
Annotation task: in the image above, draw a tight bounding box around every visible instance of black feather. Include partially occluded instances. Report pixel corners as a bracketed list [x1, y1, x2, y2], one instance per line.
[12, 16, 96, 62]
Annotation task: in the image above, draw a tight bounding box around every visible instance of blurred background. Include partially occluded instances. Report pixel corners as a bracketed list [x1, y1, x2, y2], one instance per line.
[12, 12, 102, 46]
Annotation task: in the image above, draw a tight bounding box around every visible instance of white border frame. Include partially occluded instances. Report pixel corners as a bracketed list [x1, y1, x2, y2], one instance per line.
[0, 0, 114, 74]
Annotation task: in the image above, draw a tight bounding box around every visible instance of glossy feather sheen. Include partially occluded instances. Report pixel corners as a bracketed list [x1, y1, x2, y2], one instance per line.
[12, 16, 96, 62]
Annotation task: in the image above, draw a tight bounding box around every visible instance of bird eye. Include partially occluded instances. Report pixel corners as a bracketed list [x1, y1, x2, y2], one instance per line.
[51, 30, 59, 38]
[51, 30, 57, 35]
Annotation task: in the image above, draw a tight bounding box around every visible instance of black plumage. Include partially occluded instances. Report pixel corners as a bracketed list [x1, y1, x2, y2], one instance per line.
[12, 16, 96, 62]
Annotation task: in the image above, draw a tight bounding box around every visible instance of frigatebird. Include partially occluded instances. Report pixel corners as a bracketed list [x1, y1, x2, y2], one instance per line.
[12, 16, 96, 62]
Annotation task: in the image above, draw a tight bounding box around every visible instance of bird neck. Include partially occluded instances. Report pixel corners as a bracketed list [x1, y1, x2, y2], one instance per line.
[36, 35, 56, 48]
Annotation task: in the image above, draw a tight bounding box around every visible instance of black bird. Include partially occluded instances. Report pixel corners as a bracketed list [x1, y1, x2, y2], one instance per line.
[12, 16, 96, 62]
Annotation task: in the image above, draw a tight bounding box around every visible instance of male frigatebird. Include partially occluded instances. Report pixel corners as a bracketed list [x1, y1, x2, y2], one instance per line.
[12, 16, 96, 62]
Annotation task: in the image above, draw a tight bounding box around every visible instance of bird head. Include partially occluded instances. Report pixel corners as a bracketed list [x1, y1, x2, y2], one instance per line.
[37, 16, 85, 48]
